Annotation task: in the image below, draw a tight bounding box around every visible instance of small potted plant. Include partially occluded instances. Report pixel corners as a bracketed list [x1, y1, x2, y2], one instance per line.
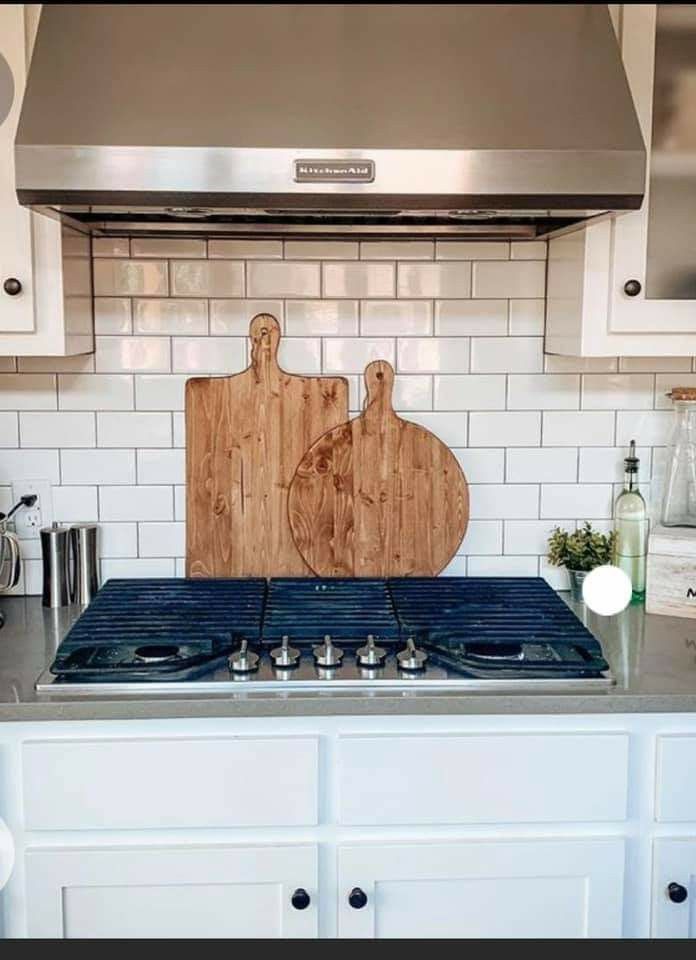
[547, 522, 617, 602]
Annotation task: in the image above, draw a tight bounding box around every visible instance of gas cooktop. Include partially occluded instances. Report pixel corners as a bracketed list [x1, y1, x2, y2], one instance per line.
[35, 577, 613, 694]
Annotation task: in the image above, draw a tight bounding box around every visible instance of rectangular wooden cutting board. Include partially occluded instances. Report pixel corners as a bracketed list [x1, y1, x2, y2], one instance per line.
[185, 314, 349, 577]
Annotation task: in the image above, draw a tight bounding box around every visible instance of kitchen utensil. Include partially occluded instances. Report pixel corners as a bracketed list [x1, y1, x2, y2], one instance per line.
[185, 313, 349, 577]
[0, 524, 20, 591]
[660, 387, 696, 527]
[288, 360, 469, 577]
[70, 523, 99, 606]
[40, 523, 72, 608]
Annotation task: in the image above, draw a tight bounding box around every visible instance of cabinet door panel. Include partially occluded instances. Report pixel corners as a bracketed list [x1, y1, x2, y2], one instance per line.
[338, 839, 625, 939]
[0, 4, 35, 333]
[652, 839, 696, 938]
[26, 843, 318, 939]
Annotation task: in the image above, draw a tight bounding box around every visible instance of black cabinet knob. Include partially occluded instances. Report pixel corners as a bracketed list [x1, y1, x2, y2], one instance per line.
[623, 279, 642, 297]
[2, 278, 22, 296]
[348, 887, 368, 909]
[291, 888, 311, 910]
[668, 882, 688, 904]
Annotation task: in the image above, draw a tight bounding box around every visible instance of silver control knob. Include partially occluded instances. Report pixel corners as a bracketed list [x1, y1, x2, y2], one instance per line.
[313, 634, 344, 668]
[356, 634, 387, 668]
[271, 635, 301, 668]
[396, 636, 427, 671]
[228, 639, 260, 673]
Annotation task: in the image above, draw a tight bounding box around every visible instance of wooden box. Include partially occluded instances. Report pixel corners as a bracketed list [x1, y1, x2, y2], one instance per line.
[646, 525, 696, 618]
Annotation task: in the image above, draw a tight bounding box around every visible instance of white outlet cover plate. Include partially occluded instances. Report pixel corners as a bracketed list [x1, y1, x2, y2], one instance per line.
[11, 480, 53, 540]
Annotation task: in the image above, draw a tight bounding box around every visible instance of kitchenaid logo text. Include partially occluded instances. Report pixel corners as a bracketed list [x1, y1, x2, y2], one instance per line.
[294, 160, 375, 183]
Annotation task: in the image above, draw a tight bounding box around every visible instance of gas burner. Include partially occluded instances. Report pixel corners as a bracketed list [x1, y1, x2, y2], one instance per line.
[134, 644, 180, 663]
[465, 642, 524, 661]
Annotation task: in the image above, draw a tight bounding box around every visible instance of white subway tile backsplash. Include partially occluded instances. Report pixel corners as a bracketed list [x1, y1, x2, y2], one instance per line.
[397, 262, 471, 298]
[540, 558, 571, 591]
[3, 238, 685, 590]
[210, 240, 282, 260]
[139, 522, 185, 557]
[468, 555, 539, 577]
[436, 241, 509, 261]
[324, 338, 395, 374]
[616, 410, 672, 446]
[133, 299, 208, 336]
[210, 299, 283, 335]
[58, 374, 133, 411]
[540, 484, 613, 519]
[434, 375, 505, 411]
[324, 262, 395, 298]
[0, 413, 18, 447]
[285, 300, 358, 336]
[95, 336, 171, 373]
[0, 449, 60, 484]
[508, 299, 545, 336]
[0, 374, 56, 410]
[171, 261, 244, 297]
[504, 519, 565, 555]
[472, 260, 545, 298]
[468, 484, 539, 519]
[97, 412, 171, 448]
[137, 449, 185, 485]
[102, 558, 176, 578]
[404, 412, 468, 447]
[53, 485, 99, 523]
[471, 337, 543, 373]
[458, 520, 503, 555]
[172, 336, 246, 374]
[61, 449, 136, 485]
[543, 411, 615, 446]
[397, 338, 470, 374]
[435, 300, 507, 336]
[469, 411, 541, 447]
[20, 412, 94, 448]
[100, 485, 174, 522]
[278, 338, 322, 374]
[510, 241, 547, 260]
[99, 522, 138, 558]
[508, 374, 580, 410]
[94, 298, 132, 335]
[135, 375, 188, 411]
[361, 301, 432, 336]
[441, 556, 468, 576]
[453, 448, 505, 483]
[285, 241, 358, 260]
[582, 374, 654, 410]
[248, 261, 320, 297]
[361, 241, 433, 260]
[131, 238, 206, 259]
[506, 448, 578, 483]
[93, 259, 168, 297]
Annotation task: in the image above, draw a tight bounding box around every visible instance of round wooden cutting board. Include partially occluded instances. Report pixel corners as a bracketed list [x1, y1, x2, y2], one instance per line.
[288, 360, 469, 577]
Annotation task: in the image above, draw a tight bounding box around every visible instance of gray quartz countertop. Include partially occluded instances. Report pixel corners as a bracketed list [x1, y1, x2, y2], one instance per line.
[1, 593, 696, 721]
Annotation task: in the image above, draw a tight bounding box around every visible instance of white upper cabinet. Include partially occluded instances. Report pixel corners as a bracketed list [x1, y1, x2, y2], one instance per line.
[547, 4, 696, 356]
[0, 3, 93, 356]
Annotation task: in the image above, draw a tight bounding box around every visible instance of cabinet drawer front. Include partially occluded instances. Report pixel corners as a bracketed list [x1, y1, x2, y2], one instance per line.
[23, 736, 318, 830]
[338, 733, 628, 824]
[655, 736, 696, 822]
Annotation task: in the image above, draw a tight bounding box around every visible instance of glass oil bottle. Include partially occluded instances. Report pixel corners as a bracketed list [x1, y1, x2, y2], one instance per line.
[613, 440, 648, 599]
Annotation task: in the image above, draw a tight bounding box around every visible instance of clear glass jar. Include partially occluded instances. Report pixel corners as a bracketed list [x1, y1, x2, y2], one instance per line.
[661, 388, 696, 527]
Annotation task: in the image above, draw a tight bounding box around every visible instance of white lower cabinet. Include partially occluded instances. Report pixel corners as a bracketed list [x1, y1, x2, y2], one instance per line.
[24, 843, 318, 939]
[337, 839, 625, 939]
[652, 840, 696, 938]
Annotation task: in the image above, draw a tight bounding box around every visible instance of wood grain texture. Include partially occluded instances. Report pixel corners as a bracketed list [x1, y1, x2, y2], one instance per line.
[288, 360, 469, 577]
[185, 313, 349, 577]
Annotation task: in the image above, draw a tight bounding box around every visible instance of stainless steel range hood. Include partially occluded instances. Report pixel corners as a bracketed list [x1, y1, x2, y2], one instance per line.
[15, 3, 646, 239]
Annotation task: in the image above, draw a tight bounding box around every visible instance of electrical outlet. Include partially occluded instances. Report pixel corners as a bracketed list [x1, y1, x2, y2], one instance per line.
[11, 480, 53, 540]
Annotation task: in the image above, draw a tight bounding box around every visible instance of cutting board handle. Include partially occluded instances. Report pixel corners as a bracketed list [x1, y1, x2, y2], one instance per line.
[250, 313, 281, 380]
[364, 360, 396, 418]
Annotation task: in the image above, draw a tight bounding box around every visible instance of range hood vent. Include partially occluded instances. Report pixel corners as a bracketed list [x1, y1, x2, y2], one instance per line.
[15, 3, 646, 239]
